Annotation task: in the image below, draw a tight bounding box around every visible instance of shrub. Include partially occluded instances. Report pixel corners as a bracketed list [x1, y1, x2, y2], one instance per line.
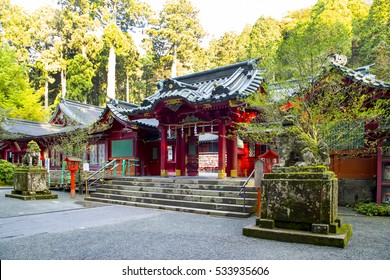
[354, 202, 390, 216]
[0, 159, 16, 185]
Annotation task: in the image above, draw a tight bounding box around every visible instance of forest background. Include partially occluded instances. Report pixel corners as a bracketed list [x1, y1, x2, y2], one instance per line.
[0, 0, 388, 122]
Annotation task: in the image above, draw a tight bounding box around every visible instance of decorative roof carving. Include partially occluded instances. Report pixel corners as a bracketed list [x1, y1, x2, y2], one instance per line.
[126, 58, 263, 115]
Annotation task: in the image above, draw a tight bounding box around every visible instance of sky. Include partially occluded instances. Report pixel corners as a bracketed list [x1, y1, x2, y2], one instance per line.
[10, 0, 318, 42]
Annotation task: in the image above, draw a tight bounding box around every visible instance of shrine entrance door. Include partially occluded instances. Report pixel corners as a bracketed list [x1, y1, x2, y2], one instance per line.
[186, 135, 199, 176]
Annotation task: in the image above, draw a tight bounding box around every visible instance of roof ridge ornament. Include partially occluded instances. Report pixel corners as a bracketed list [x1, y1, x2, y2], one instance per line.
[158, 78, 199, 92]
[327, 54, 347, 66]
[212, 84, 230, 95]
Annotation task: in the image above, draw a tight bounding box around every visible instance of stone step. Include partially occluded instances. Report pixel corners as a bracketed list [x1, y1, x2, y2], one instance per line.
[88, 192, 254, 213]
[97, 184, 258, 198]
[109, 176, 249, 187]
[109, 180, 253, 192]
[87, 176, 257, 218]
[85, 197, 252, 218]
[96, 188, 256, 205]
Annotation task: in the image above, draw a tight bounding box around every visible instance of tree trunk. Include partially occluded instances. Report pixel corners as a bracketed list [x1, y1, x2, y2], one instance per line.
[44, 79, 49, 109]
[61, 68, 66, 99]
[126, 74, 130, 103]
[171, 43, 177, 78]
[107, 45, 116, 100]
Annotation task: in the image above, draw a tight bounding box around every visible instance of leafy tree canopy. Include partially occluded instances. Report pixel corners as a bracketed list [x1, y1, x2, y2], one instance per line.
[0, 45, 48, 121]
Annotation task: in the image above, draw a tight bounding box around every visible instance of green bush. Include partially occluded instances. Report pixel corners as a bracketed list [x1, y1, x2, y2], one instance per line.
[354, 202, 390, 216]
[0, 159, 15, 185]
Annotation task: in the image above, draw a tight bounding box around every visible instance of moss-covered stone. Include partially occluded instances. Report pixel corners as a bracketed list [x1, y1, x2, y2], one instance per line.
[260, 169, 338, 226]
[243, 223, 352, 248]
[5, 167, 58, 200]
[245, 166, 352, 247]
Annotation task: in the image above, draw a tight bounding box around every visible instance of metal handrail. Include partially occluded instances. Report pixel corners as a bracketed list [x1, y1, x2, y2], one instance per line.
[238, 168, 255, 213]
[86, 159, 117, 189]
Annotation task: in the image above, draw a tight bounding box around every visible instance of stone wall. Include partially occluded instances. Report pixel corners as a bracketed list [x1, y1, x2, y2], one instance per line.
[338, 178, 376, 205]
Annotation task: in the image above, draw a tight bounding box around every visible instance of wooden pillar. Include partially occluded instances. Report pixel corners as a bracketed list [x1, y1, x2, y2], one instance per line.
[180, 127, 186, 175]
[226, 138, 232, 177]
[376, 138, 383, 204]
[218, 122, 226, 179]
[160, 125, 168, 177]
[175, 128, 182, 176]
[230, 134, 238, 177]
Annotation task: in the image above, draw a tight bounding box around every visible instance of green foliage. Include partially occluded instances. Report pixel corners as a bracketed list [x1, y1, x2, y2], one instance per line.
[0, 45, 48, 121]
[275, 0, 353, 82]
[0, 0, 388, 110]
[50, 128, 89, 158]
[145, 0, 205, 77]
[206, 32, 240, 68]
[67, 54, 95, 102]
[354, 202, 390, 216]
[0, 159, 15, 185]
[247, 17, 282, 69]
[359, 0, 390, 69]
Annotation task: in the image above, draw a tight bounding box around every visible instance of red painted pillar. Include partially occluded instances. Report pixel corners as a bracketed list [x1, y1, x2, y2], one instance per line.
[218, 122, 226, 179]
[230, 134, 238, 177]
[160, 125, 168, 177]
[175, 128, 182, 176]
[226, 138, 232, 177]
[180, 127, 186, 176]
[70, 171, 76, 198]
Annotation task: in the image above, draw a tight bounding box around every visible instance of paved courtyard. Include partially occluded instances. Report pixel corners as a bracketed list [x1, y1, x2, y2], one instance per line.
[0, 187, 389, 260]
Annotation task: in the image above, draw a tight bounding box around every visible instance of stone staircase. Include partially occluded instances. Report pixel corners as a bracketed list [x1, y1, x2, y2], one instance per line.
[85, 176, 258, 218]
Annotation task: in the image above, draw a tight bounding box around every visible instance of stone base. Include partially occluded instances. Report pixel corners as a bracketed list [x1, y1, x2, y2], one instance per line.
[243, 223, 352, 248]
[5, 191, 58, 200]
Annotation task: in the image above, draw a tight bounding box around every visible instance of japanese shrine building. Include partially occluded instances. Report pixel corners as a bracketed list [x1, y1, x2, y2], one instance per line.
[1, 58, 388, 205]
[94, 58, 265, 178]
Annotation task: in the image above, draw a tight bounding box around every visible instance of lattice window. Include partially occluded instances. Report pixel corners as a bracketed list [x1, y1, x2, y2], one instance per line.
[98, 143, 105, 164]
[249, 142, 256, 157]
[50, 148, 61, 166]
[90, 144, 98, 165]
[325, 121, 365, 151]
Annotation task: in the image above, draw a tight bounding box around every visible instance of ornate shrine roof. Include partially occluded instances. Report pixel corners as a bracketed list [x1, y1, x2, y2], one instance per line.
[1, 118, 81, 139]
[121, 58, 263, 115]
[330, 62, 390, 91]
[49, 98, 104, 126]
[101, 99, 159, 129]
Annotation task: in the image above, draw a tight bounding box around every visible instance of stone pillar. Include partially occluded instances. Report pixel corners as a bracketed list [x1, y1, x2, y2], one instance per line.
[159, 125, 168, 177]
[254, 159, 264, 188]
[243, 166, 352, 248]
[258, 166, 339, 233]
[218, 122, 226, 179]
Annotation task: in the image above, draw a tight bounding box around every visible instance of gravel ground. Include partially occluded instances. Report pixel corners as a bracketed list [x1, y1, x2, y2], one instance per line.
[0, 188, 389, 260]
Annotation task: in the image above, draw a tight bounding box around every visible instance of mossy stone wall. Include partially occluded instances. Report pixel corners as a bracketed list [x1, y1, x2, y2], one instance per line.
[260, 167, 338, 226]
[13, 167, 49, 195]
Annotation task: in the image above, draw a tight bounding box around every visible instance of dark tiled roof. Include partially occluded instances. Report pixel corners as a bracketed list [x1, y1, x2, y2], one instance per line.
[105, 99, 139, 124]
[123, 58, 263, 115]
[103, 99, 159, 129]
[132, 118, 159, 128]
[49, 99, 104, 126]
[331, 62, 390, 90]
[199, 133, 218, 142]
[1, 118, 81, 139]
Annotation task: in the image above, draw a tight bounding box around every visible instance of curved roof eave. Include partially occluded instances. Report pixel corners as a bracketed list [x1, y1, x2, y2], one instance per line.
[124, 59, 263, 116]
